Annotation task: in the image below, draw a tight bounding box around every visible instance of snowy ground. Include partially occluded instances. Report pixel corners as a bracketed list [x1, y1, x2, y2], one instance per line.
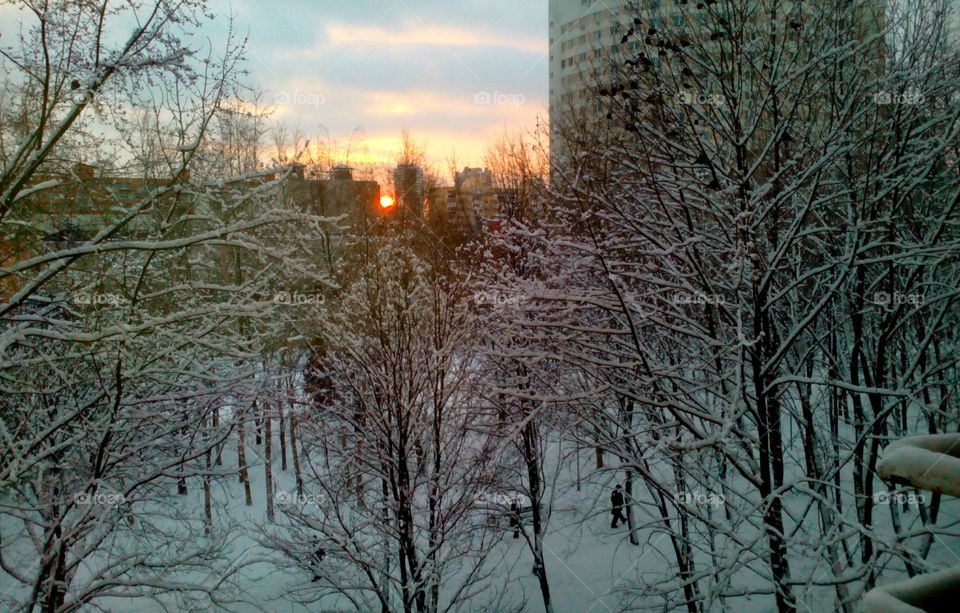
[4, 429, 959, 612]
[153, 444, 688, 613]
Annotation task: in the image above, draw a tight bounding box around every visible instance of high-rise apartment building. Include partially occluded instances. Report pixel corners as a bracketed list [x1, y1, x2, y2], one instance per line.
[393, 163, 424, 220]
[549, 0, 629, 123]
[549, 0, 888, 154]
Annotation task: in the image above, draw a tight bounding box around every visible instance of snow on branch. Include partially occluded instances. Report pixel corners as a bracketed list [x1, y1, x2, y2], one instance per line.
[12, 180, 60, 203]
[864, 434, 960, 611]
[876, 434, 960, 496]
[862, 566, 960, 612]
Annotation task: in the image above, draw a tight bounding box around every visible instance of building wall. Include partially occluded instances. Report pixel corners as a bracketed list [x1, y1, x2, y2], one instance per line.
[550, 0, 889, 163]
[456, 167, 499, 221]
[549, 0, 630, 122]
[2, 168, 382, 302]
[393, 164, 424, 220]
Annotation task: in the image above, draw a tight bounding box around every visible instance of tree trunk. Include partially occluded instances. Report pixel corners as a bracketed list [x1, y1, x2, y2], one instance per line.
[204, 415, 213, 535]
[264, 403, 274, 522]
[672, 461, 702, 613]
[625, 468, 638, 546]
[177, 420, 188, 495]
[290, 412, 303, 497]
[798, 373, 852, 612]
[212, 404, 222, 465]
[278, 398, 288, 471]
[751, 303, 795, 613]
[238, 411, 253, 506]
[849, 266, 875, 586]
[521, 419, 553, 613]
[42, 518, 67, 612]
[575, 440, 581, 492]
[594, 433, 604, 469]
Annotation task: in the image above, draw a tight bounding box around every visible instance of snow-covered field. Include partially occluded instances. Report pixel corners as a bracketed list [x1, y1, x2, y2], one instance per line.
[6, 425, 953, 613]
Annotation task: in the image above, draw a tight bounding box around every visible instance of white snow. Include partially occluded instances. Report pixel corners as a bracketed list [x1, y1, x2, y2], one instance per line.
[877, 434, 960, 496]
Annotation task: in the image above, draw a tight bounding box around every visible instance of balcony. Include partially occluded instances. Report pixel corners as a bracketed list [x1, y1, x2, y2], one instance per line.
[862, 434, 960, 612]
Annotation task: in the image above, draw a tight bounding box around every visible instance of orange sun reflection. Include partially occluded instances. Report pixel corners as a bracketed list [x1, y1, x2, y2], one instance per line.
[379, 195, 396, 209]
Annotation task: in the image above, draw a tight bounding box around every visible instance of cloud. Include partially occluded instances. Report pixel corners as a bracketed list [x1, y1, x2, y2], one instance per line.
[362, 89, 539, 120]
[323, 23, 546, 54]
[268, 81, 544, 138]
[262, 80, 545, 167]
[221, 0, 548, 166]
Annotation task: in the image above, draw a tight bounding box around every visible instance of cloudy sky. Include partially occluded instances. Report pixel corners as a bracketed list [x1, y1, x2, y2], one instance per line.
[0, 0, 547, 169]
[220, 0, 548, 167]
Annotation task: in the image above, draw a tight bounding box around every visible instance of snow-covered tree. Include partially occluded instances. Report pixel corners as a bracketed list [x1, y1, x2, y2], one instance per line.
[0, 3, 343, 609]
[538, 0, 960, 610]
[260, 239, 509, 613]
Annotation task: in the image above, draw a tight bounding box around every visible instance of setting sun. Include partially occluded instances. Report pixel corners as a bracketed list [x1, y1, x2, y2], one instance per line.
[379, 195, 395, 209]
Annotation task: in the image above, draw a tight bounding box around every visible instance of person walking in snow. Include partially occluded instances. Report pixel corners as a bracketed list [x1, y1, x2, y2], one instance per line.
[509, 499, 521, 538]
[310, 542, 326, 582]
[610, 484, 627, 528]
